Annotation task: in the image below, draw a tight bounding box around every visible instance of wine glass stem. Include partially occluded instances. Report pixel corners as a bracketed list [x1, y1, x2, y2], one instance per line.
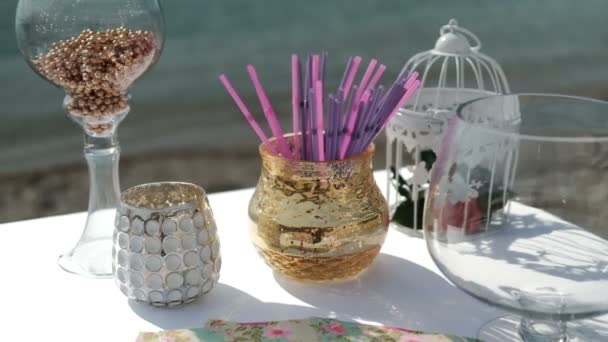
[519, 317, 568, 342]
[84, 132, 121, 213]
[58, 131, 121, 277]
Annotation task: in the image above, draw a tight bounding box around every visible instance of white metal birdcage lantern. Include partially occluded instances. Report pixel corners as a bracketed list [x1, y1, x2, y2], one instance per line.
[386, 19, 510, 232]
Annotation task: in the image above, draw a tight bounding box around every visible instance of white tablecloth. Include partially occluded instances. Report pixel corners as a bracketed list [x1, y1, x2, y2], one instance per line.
[0, 172, 504, 341]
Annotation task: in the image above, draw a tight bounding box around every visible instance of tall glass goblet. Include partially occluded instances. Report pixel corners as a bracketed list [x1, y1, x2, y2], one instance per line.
[425, 94, 608, 341]
[15, 0, 164, 277]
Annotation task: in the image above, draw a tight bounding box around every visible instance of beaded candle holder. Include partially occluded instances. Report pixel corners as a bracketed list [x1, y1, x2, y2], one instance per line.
[113, 182, 221, 306]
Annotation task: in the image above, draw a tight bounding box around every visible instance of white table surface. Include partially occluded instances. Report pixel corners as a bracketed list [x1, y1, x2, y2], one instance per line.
[0, 172, 505, 341]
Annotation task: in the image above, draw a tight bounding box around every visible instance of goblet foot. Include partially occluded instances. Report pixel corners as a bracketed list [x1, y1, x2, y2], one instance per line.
[58, 237, 113, 278]
[58, 191, 118, 277]
[477, 315, 608, 342]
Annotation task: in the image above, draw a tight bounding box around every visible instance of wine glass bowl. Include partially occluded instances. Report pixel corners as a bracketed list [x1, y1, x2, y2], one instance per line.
[424, 94, 608, 341]
[16, 0, 164, 135]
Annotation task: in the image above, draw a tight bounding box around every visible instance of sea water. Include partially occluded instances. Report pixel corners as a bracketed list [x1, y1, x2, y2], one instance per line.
[1, 0, 608, 173]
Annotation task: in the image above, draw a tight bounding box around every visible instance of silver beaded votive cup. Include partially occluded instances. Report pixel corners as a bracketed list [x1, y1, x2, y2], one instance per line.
[113, 182, 221, 307]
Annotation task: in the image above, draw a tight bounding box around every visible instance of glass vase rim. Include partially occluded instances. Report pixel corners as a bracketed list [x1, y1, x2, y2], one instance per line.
[259, 138, 375, 165]
[456, 93, 608, 143]
[120, 181, 207, 212]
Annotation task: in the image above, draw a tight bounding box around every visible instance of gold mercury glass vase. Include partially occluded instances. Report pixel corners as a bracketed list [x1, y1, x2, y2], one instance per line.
[249, 140, 389, 282]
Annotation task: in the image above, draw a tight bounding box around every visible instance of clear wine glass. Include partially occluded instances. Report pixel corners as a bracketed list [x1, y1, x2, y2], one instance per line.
[425, 94, 608, 341]
[15, 0, 164, 277]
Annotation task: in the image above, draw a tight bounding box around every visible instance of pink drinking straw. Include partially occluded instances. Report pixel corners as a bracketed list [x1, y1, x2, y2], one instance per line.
[246, 65, 291, 158]
[404, 71, 420, 90]
[339, 89, 371, 159]
[342, 56, 362, 100]
[338, 59, 377, 159]
[380, 79, 422, 130]
[312, 54, 320, 84]
[219, 74, 278, 155]
[363, 64, 386, 94]
[291, 54, 301, 158]
[314, 80, 325, 161]
[351, 59, 377, 104]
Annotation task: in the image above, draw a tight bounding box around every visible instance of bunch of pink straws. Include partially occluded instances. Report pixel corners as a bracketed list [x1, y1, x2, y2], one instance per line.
[219, 53, 420, 161]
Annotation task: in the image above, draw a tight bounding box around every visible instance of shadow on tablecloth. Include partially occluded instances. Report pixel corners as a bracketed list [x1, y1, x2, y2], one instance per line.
[129, 283, 324, 330]
[274, 252, 500, 338]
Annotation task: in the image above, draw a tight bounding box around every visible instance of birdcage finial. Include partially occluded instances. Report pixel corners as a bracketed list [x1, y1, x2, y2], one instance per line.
[434, 19, 481, 55]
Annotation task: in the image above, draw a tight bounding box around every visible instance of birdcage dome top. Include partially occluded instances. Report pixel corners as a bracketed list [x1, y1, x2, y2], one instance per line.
[395, 19, 510, 118]
[434, 31, 472, 55]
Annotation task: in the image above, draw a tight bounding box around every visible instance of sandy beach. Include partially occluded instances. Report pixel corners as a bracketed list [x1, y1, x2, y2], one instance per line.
[0, 147, 261, 223]
[0, 137, 389, 223]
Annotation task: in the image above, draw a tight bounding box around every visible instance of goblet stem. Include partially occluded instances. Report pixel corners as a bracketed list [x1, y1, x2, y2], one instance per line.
[58, 131, 121, 278]
[519, 317, 568, 342]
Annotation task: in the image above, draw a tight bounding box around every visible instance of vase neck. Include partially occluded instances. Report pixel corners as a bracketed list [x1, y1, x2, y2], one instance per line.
[84, 132, 119, 151]
[261, 155, 373, 182]
[64, 95, 129, 137]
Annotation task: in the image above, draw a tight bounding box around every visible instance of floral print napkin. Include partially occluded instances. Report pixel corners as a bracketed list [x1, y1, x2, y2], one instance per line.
[137, 317, 479, 342]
